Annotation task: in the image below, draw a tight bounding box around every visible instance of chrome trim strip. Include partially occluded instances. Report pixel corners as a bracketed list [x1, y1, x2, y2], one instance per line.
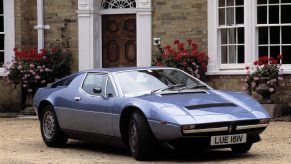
[183, 127, 228, 134]
[236, 124, 268, 130]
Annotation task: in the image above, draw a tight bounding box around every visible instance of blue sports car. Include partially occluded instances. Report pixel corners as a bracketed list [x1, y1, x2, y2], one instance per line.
[33, 67, 270, 160]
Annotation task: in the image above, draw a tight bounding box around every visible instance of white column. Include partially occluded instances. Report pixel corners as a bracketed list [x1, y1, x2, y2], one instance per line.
[136, 0, 152, 67]
[77, 0, 99, 71]
[136, 11, 152, 66]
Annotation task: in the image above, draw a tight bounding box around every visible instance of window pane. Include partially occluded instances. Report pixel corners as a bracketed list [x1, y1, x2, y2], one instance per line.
[269, 6, 279, 24]
[281, 5, 291, 23]
[235, 0, 244, 6]
[257, 6, 267, 24]
[219, 8, 225, 25]
[221, 46, 228, 64]
[0, 16, 3, 32]
[236, 7, 244, 24]
[269, 0, 279, 4]
[229, 28, 236, 44]
[238, 27, 244, 44]
[282, 46, 291, 64]
[219, 0, 225, 7]
[229, 46, 236, 63]
[270, 26, 280, 44]
[106, 78, 117, 96]
[282, 0, 291, 3]
[238, 45, 244, 63]
[259, 46, 268, 57]
[0, 34, 4, 50]
[227, 0, 234, 6]
[282, 26, 291, 44]
[257, 0, 267, 4]
[270, 46, 280, 59]
[0, 52, 4, 65]
[226, 7, 234, 25]
[0, 0, 3, 14]
[221, 29, 227, 44]
[82, 74, 108, 95]
[258, 27, 268, 45]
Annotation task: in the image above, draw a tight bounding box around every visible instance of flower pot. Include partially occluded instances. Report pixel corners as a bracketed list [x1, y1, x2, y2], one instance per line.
[255, 77, 276, 104]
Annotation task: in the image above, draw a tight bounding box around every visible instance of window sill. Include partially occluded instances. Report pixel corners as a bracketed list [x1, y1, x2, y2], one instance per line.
[206, 69, 291, 76]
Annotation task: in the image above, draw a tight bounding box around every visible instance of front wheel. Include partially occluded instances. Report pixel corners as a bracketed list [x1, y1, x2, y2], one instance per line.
[128, 112, 157, 161]
[231, 143, 252, 154]
[40, 105, 68, 147]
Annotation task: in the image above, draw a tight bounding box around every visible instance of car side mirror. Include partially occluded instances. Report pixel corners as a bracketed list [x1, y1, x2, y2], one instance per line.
[93, 87, 102, 95]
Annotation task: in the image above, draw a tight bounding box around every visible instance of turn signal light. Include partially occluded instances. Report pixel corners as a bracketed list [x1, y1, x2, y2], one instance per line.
[259, 118, 270, 124]
[182, 124, 196, 130]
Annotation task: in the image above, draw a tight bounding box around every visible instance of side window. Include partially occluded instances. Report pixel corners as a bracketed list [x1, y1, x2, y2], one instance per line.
[82, 73, 107, 95]
[106, 78, 117, 97]
[52, 74, 78, 88]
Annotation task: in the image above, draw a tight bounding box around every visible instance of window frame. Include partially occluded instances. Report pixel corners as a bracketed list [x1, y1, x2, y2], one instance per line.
[81, 72, 118, 97]
[208, 0, 291, 75]
[0, 0, 15, 76]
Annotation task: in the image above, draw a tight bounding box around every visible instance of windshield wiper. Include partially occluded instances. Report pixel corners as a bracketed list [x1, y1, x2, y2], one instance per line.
[178, 84, 208, 92]
[151, 84, 184, 94]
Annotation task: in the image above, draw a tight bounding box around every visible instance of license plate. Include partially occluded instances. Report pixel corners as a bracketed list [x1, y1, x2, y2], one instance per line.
[210, 134, 247, 146]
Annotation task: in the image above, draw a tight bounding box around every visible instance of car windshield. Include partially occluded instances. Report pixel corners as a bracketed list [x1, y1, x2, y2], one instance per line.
[114, 69, 207, 97]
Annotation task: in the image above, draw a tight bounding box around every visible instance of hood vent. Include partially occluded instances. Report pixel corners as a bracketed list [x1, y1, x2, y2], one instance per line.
[185, 103, 237, 110]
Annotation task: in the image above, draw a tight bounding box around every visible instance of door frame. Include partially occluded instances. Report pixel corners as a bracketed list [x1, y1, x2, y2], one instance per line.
[77, 0, 152, 71]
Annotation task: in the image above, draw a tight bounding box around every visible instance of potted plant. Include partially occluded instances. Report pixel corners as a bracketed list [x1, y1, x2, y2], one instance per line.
[244, 54, 283, 103]
[153, 39, 208, 79]
[3, 48, 71, 110]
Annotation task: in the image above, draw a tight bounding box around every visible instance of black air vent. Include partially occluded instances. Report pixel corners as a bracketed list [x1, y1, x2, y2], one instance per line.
[185, 103, 237, 110]
[161, 91, 207, 95]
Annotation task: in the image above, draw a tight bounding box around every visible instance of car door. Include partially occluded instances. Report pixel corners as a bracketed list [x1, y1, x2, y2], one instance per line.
[69, 73, 117, 136]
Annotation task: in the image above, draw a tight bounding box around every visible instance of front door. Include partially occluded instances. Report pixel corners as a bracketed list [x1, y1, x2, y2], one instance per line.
[102, 14, 137, 67]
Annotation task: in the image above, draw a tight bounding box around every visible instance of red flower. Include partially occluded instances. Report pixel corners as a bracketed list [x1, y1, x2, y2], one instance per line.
[245, 66, 250, 70]
[192, 43, 198, 51]
[165, 45, 171, 49]
[13, 48, 18, 51]
[254, 61, 259, 65]
[178, 43, 185, 50]
[277, 54, 283, 60]
[272, 59, 278, 64]
[174, 40, 180, 44]
[187, 39, 193, 44]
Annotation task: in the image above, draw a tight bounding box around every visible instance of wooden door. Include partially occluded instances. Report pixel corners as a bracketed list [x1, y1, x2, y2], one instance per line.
[102, 14, 137, 67]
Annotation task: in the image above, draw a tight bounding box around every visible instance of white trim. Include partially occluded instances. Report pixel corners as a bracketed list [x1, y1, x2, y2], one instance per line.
[0, 0, 15, 76]
[77, 0, 152, 71]
[208, 0, 291, 75]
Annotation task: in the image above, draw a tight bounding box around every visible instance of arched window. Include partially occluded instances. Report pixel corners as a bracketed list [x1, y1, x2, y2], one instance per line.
[101, 0, 136, 9]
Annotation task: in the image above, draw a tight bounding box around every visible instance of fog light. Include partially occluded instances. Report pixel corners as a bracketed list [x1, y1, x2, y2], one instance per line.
[259, 118, 270, 124]
[182, 124, 196, 130]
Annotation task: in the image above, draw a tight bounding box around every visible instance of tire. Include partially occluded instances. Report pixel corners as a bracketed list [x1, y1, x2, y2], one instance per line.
[40, 105, 68, 147]
[231, 143, 252, 154]
[128, 111, 157, 161]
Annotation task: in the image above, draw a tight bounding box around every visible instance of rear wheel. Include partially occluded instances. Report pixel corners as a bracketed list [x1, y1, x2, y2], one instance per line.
[40, 105, 67, 147]
[231, 143, 252, 154]
[128, 111, 157, 161]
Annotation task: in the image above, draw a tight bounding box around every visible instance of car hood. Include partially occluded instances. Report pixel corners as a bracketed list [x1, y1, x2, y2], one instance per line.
[136, 90, 254, 117]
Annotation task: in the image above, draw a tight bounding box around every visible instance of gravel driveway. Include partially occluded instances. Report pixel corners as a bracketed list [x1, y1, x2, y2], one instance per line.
[0, 117, 291, 164]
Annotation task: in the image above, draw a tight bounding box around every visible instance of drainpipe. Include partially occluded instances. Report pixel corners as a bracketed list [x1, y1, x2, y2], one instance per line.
[34, 0, 49, 52]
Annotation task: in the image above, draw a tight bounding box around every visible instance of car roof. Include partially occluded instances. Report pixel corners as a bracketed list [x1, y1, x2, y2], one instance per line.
[82, 66, 171, 73]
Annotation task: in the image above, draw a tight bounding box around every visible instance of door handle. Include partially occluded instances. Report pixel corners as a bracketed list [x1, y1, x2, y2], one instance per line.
[74, 96, 81, 101]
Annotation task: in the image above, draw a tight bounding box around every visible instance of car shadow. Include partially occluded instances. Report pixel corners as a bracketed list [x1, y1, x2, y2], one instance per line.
[63, 139, 257, 162]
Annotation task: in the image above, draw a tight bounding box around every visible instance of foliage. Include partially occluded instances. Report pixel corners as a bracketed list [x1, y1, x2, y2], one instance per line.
[3, 48, 71, 92]
[153, 39, 208, 79]
[2, 18, 73, 93]
[244, 54, 284, 94]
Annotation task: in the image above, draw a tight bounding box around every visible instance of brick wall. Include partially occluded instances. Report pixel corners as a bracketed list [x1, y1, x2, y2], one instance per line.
[14, 0, 79, 72]
[152, 0, 208, 53]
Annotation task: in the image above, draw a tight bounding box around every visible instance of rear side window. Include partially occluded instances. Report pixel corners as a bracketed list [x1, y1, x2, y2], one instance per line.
[51, 74, 79, 88]
[82, 73, 108, 95]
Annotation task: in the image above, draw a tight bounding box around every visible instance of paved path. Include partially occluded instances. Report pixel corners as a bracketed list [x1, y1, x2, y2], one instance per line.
[0, 118, 291, 163]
